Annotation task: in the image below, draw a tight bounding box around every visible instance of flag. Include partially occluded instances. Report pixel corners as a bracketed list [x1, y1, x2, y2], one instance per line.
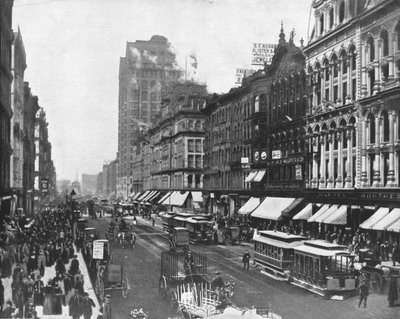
[189, 53, 198, 69]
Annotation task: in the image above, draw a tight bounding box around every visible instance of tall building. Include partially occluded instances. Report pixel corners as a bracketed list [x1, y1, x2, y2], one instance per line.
[81, 174, 97, 195]
[102, 159, 117, 199]
[117, 35, 182, 199]
[23, 83, 39, 216]
[0, 0, 14, 215]
[10, 28, 27, 211]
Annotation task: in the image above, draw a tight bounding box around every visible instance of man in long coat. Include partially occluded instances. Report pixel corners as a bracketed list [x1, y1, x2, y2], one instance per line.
[69, 290, 82, 319]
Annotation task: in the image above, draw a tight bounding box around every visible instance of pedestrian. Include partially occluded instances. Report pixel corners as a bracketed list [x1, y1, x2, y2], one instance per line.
[100, 294, 112, 319]
[82, 292, 95, 319]
[358, 272, 369, 308]
[392, 242, 399, 266]
[242, 250, 251, 271]
[152, 216, 155, 227]
[68, 289, 82, 319]
[388, 276, 398, 307]
[1, 300, 17, 318]
[0, 279, 4, 313]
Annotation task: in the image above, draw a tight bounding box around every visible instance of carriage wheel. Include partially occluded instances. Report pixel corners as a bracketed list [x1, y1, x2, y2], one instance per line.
[159, 275, 168, 300]
[169, 289, 178, 311]
[122, 277, 129, 298]
[369, 272, 383, 293]
[225, 234, 232, 245]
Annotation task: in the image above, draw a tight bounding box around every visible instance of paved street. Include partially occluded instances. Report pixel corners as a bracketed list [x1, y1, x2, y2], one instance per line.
[87, 215, 400, 319]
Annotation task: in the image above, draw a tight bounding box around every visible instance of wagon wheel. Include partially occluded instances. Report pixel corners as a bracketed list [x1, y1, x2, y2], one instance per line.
[159, 275, 168, 300]
[168, 288, 179, 311]
[225, 234, 232, 245]
[122, 277, 129, 298]
[369, 272, 382, 293]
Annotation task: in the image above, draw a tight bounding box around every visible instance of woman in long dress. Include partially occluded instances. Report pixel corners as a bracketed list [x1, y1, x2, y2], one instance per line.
[52, 281, 63, 315]
[43, 281, 54, 315]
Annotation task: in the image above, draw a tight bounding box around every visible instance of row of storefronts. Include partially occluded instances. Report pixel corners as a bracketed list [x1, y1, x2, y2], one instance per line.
[201, 0, 400, 235]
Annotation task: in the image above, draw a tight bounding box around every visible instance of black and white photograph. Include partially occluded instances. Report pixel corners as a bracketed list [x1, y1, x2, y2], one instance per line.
[1, 0, 400, 318]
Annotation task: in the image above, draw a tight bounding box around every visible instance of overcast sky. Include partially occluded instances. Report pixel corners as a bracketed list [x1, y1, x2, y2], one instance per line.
[13, 0, 312, 181]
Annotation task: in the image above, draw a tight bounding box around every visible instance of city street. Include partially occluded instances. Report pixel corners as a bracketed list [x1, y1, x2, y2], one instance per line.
[88, 215, 399, 319]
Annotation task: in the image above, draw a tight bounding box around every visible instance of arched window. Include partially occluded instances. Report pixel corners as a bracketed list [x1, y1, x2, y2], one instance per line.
[329, 8, 334, 29]
[350, 47, 356, 71]
[367, 36, 375, 62]
[254, 96, 260, 113]
[368, 113, 376, 144]
[320, 14, 324, 35]
[382, 110, 390, 142]
[339, 1, 345, 24]
[381, 30, 389, 57]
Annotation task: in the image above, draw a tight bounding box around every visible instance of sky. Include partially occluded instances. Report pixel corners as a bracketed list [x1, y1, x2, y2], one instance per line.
[13, 0, 312, 181]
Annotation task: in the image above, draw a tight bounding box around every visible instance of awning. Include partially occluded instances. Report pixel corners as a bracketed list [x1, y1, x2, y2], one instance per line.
[282, 198, 304, 216]
[316, 205, 339, 223]
[322, 205, 348, 225]
[307, 204, 331, 223]
[245, 171, 257, 183]
[251, 197, 296, 220]
[159, 191, 173, 204]
[372, 208, 400, 231]
[386, 209, 400, 232]
[292, 203, 313, 220]
[141, 191, 155, 202]
[168, 191, 189, 207]
[238, 197, 260, 215]
[131, 192, 142, 200]
[137, 191, 150, 201]
[191, 191, 203, 202]
[359, 207, 390, 230]
[252, 170, 266, 183]
[128, 192, 136, 198]
[148, 191, 160, 202]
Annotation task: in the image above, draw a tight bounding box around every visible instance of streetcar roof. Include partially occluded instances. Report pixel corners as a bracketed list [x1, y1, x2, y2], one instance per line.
[253, 234, 304, 249]
[186, 218, 213, 224]
[173, 216, 188, 221]
[258, 230, 307, 243]
[294, 242, 350, 257]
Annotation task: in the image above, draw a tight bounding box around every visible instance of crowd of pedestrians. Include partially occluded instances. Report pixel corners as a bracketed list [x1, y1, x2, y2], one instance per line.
[0, 207, 97, 318]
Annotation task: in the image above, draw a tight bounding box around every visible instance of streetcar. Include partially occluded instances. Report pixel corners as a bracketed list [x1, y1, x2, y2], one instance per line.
[290, 240, 357, 298]
[160, 212, 176, 233]
[253, 230, 306, 279]
[185, 217, 214, 244]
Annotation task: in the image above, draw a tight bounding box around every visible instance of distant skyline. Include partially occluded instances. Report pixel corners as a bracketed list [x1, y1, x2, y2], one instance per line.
[13, 0, 312, 181]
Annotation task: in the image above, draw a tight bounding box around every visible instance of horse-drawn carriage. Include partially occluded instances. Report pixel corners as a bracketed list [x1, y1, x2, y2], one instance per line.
[105, 218, 135, 248]
[92, 239, 130, 300]
[216, 226, 241, 245]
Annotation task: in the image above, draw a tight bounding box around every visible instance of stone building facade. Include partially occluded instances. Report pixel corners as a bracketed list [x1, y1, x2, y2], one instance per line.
[117, 35, 182, 198]
[10, 28, 27, 210]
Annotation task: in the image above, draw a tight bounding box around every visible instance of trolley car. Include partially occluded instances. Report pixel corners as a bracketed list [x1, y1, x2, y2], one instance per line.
[253, 230, 306, 279]
[290, 240, 357, 298]
[185, 217, 214, 244]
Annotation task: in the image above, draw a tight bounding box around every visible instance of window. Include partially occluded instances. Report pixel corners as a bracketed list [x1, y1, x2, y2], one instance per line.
[381, 30, 389, 57]
[368, 113, 376, 144]
[339, 1, 345, 24]
[254, 96, 260, 113]
[367, 37, 375, 62]
[382, 110, 389, 142]
[320, 14, 324, 35]
[329, 8, 334, 29]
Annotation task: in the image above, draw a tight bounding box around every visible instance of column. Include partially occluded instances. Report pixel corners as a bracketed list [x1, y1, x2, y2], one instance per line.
[361, 44, 368, 97]
[345, 127, 353, 188]
[329, 64, 334, 101]
[321, 67, 326, 101]
[387, 111, 396, 186]
[336, 129, 343, 188]
[372, 117, 381, 187]
[326, 132, 335, 188]
[338, 59, 343, 104]
[319, 133, 326, 188]
[373, 39, 381, 94]
[360, 119, 369, 187]
[346, 56, 352, 103]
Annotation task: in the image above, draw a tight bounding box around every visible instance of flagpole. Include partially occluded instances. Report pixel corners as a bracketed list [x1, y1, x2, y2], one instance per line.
[185, 55, 187, 82]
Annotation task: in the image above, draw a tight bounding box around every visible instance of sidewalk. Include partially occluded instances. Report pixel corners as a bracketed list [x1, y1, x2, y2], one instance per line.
[4, 246, 101, 318]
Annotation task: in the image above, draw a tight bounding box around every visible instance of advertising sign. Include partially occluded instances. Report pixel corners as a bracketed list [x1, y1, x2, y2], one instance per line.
[92, 241, 104, 259]
[241, 157, 250, 169]
[235, 68, 256, 85]
[295, 164, 303, 180]
[251, 43, 277, 66]
[41, 179, 49, 193]
[272, 150, 282, 159]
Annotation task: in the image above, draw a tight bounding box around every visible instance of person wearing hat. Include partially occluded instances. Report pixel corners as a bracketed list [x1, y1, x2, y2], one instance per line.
[82, 292, 95, 319]
[68, 289, 82, 319]
[242, 250, 251, 271]
[100, 295, 112, 319]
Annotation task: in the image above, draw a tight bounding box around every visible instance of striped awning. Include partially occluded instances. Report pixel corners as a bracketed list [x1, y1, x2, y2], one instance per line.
[191, 191, 203, 202]
[253, 170, 266, 183]
[251, 197, 296, 220]
[359, 207, 390, 230]
[292, 203, 313, 220]
[245, 171, 258, 183]
[307, 204, 331, 223]
[323, 205, 348, 225]
[387, 209, 400, 232]
[159, 191, 173, 204]
[372, 208, 400, 231]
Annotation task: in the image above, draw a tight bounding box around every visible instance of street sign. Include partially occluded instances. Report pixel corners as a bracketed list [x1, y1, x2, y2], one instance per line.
[92, 241, 104, 259]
